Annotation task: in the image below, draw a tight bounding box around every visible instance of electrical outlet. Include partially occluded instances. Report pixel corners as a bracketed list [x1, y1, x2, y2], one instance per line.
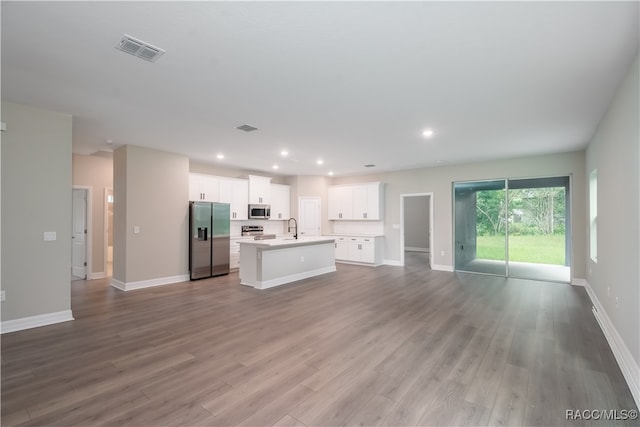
[300, 256, 304, 262]
[440, 250, 445, 256]
[615, 296, 619, 307]
[607, 286, 610, 297]
[0, 291, 5, 302]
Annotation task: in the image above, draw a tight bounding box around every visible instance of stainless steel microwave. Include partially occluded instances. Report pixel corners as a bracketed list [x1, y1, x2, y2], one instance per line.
[248, 204, 271, 219]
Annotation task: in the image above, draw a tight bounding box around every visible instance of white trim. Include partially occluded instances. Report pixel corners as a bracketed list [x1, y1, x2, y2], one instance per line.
[336, 260, 383, 267]
[431, 263, 454, 272]
[89, 271, 107, 280]
[383, 259, 403, 266]
[1, 310, 74, 334]
[405, 247, 430, 253]
[571, 278, 587, 287]
[584, 280, 640, 408]
[400, 192, 434, 268]
[110, 274, 190, 291]
[249, 266, 336, 290]
[72, 185, 93, 280]
[104, 187, 113, 277]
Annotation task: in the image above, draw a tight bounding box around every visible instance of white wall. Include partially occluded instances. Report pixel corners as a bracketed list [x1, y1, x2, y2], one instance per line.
[1, 102, 73, 324]
[586, 54, 639, 370]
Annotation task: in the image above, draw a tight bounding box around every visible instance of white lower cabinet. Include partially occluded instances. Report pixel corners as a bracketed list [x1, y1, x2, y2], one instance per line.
[230, 237, 254, 269]
[333, 235, 383, 265]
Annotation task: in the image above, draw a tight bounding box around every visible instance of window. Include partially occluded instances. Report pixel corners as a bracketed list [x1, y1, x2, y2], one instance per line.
[589, 169, 598, 262]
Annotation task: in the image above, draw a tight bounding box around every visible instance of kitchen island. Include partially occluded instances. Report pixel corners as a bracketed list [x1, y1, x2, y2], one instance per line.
[239, 237, 336, 289]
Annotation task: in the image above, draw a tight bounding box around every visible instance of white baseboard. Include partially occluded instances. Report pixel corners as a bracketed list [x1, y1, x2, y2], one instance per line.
[250, 266, 336, 290]
[1, 310, 74, 334]
[89, 271, 107, 280]
[571, 277, 587, 287]
[405, 247, 430, 253]
[584, 280, 640, 408]
[432, 264, 454, 272]
[384, 259, 403, 266]
[110, 274, 190, 291]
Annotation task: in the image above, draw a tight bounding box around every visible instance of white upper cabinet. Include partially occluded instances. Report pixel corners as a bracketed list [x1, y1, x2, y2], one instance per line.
[219, 178, 249, 220]
[328, 182, 383, 220]
[189, 173, 219, 202]
[248, 175, 272, 204]
[270, 183, 291, 220]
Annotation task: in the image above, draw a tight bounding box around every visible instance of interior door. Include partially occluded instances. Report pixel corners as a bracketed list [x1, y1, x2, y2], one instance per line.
[72, 188, 87, 279]
[298, 197, 321, 237]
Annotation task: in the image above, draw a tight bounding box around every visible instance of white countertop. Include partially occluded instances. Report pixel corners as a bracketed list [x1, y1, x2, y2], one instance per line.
[238, 236, 335, 248]
[328, 234, 384, 238]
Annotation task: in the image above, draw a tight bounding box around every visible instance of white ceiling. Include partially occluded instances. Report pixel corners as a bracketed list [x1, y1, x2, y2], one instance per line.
[2, 1, 638, 177]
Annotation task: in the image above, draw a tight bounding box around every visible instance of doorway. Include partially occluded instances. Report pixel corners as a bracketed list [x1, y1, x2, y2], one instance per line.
[298, 197, 321, 237]
[71, 187, 89, 280]
[400, 193, 433, 267]
[453, 176, 571, 282]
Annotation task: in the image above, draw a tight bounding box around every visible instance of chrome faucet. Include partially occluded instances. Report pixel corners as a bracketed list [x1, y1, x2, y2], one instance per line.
[287, 217, 298, 239]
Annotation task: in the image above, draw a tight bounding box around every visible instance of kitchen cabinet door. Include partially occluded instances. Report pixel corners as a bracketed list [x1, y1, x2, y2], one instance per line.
[189, 174, 219, 202]
[219, 178, 248, 220]
[334, 237, 349, 260]
[269, 183, 290, 220]
[328, 186, 353, 220]
[248, 175, 271, 204]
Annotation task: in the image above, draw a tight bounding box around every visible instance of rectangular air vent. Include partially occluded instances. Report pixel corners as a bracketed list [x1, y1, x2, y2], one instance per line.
[236, 124, 259, 132]
[116, 34, 165, 62]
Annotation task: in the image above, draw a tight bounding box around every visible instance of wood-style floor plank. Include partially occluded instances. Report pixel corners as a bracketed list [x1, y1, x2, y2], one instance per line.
[1, 253, 636, 427]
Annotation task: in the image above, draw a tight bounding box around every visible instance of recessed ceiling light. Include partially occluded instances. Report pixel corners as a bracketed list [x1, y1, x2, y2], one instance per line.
[216, 154, 225, 160]
[422, 129, 434, 138]
[272, 164, 279, 170]
[328, 171, 334, 176]
[316, 159, 324, 165]
[280, 150, 289, 157]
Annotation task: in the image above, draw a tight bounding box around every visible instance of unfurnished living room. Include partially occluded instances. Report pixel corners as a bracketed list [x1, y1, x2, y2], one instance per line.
[1, 2, 639, 426]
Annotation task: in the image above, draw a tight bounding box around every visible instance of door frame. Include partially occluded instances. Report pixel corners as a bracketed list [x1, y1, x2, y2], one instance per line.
[71, 186, 93, 279]
[298, 196, 322, 237]
[104, 187, 113, 277]
[400, 192, 434, 267]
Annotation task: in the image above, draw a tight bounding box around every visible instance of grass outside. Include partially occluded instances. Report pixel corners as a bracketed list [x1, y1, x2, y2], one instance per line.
[476, 234, 565, 265]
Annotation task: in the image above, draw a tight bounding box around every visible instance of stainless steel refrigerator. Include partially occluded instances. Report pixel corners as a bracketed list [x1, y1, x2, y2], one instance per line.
[189, 202, 230, 280]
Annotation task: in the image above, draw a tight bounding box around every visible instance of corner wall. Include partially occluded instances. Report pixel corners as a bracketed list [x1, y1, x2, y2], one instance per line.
[1, 102, 73, 331]
[585, 53, 639, 402]
[112, 145, 189, 290]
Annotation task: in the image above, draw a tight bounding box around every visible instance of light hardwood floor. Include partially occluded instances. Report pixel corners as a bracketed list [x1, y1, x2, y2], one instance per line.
[1, 253, 637, 426]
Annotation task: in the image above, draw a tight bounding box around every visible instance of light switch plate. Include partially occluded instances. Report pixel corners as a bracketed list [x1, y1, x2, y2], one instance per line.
[133, 226, 140, 234]
[44, 231, 57, 241]
[0, 291, 5, 301]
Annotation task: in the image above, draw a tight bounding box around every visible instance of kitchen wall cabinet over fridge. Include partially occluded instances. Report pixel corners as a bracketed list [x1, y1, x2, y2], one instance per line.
[189, 174, 219, 202]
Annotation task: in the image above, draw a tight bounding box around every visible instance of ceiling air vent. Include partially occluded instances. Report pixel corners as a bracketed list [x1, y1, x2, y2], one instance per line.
[364, 164, 376, 168]
[236, 124, 259, 132]
[116, 34, 165, 62]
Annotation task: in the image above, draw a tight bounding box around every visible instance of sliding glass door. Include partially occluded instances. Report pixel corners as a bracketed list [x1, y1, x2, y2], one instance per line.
[454, 176, 571, 282]
[454, 180, 507, 276]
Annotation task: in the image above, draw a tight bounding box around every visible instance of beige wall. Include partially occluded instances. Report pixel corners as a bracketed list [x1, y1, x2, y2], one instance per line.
[113, 145, 189, 284]
[404, 195, 430, 250]
[332, 150, 587, 275]
[1, 102, 72, 321]
[586, 54, 639, 367]
[72, 154, 113, 277]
